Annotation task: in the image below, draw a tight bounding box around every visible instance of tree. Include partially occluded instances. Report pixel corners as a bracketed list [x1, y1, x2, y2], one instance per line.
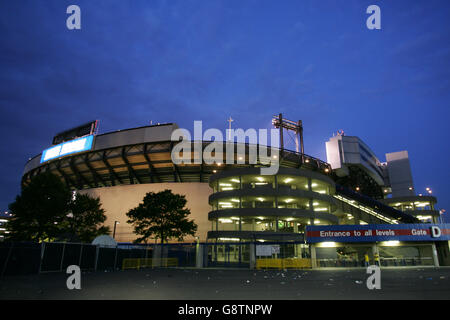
[7, 172, 110, 243]
[126, 189, 197, 244]
[7, 172, 72, 242]
[61, 194, 110, 243]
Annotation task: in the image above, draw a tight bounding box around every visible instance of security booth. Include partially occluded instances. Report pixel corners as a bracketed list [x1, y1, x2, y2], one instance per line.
[306, 224, 450, 268]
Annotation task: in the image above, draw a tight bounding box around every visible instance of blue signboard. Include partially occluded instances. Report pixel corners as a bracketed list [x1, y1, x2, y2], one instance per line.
[40, 135, 94, 163]
[306, 223, 450, 243]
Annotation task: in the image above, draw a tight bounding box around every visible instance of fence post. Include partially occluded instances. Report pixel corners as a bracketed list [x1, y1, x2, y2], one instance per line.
[1, 242, 14, 278]
[78, 244, 83, 269]
[60, 242, 66, 272]
[38, 242, 46, 274]
[114, 246, 118, 271]
[94, 245, 99, 272]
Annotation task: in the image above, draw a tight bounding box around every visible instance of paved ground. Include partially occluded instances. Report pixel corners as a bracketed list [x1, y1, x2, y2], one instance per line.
[0, 267, 449, 300]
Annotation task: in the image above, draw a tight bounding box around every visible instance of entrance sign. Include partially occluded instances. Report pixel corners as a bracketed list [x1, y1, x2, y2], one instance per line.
[306, 224, 450, 243]
[431, 226, 442, 238]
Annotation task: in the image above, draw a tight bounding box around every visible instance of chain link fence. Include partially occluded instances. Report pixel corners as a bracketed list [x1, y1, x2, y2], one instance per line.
[0, 241, 200, 276]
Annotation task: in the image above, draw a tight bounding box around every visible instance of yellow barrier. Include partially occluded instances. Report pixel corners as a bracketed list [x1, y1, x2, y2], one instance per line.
[122, 258, 178, 270]
[256, 258, 311, 270]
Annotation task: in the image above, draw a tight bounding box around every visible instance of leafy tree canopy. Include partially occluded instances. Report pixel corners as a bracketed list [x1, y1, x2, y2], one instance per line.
[7, 172, 110, 243]
[126, 189, 197, 244]
[60, 194, 111, 243]
[7, 172, 71, 241]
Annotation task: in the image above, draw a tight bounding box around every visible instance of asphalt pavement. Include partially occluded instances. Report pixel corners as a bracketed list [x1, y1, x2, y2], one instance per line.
[0, 267, 449, 300]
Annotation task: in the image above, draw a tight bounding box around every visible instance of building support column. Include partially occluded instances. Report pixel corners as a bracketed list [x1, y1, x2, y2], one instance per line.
[249, 243, 256, 269]
[432, 243, 440, 267]
[152, 245, 162, 267]
[310, 244, 317, 269]
[196, 243, 204, 268]
[372, 243, 379, 266]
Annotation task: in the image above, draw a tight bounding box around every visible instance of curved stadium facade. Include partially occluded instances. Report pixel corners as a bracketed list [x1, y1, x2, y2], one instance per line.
[20, 121, 450, 268]
[23, 123, 338, 243]
[23, 122, 423, 242]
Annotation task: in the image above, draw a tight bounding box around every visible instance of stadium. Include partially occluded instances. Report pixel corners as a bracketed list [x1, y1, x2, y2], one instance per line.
[20, 118, 450, 268]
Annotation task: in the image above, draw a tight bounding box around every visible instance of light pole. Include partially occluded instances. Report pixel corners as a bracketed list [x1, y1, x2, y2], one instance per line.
[113, 221, 120, 239]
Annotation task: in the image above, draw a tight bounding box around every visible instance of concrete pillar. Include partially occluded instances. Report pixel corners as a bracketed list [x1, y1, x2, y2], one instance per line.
[293, 222, 298, 233]
[432, 243, 440, 267]
[196, 243, 204, 268]
[310, 244, 317, 268]
[152, 245, 161, 267]
[249, 243, 256, 269]
[372, 243, 379, 266]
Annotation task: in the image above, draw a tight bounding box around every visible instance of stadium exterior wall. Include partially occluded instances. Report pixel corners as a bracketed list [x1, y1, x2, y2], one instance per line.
[80, 182, 212, 243]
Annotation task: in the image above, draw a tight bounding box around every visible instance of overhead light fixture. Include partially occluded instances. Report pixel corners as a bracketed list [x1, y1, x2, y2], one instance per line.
[382, 241, 400, 246]
[319, 242, 336, 248]
[218, 237, 240, 241]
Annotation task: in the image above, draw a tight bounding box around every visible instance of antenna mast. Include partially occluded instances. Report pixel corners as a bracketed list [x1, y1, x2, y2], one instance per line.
[272, 113, 304, 154]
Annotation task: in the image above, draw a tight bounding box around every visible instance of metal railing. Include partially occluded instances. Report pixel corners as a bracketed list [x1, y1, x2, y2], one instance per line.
[122, 258, 179, 270]
[256, 258, 311, 269]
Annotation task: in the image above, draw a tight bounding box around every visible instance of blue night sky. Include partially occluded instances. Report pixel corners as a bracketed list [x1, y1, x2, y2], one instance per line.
[1, 1, 449, 221]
